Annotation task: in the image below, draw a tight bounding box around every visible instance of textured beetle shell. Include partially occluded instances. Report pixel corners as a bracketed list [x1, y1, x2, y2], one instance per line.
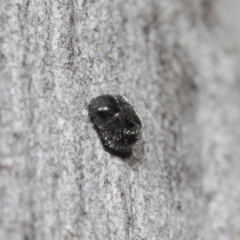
[88, 94, 142, 154]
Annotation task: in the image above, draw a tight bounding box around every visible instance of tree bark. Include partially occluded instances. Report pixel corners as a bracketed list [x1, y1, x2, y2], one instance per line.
[1, 0, 240, 239]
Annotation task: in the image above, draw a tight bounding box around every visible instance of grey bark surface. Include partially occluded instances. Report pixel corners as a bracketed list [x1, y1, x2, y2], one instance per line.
[1, 0, 240, 239]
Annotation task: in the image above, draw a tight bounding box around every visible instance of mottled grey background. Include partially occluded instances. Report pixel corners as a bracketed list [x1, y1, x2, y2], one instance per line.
[1, 0, 240, 239]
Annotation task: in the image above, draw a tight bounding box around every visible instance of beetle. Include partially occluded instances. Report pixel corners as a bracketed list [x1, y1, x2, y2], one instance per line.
[88, 94, 142, 156]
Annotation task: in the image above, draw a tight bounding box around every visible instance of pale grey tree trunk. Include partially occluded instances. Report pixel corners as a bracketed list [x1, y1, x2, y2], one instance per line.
[1, 0, 240, 239]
